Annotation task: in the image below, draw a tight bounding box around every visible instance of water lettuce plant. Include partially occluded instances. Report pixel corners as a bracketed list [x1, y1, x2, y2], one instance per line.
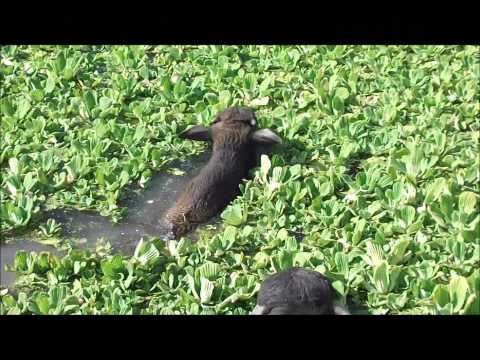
[1, 45, 479, 314]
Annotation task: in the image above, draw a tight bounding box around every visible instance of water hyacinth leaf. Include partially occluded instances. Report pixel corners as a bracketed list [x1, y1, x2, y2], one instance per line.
[293, 252, 312, 267]
[32, 294, 50, 315]
[432, 285, 450, 309]
[397, 206, 416, 229]
[197, 262, 222, 281]
[463, 294, 480, 315]
[55, 51, 66, 72]
[373, 261, 390, 294]
[288, 164, 302, 180]
[332, 280, 345, 296]
[101, 255, 125, 278]
[1, 97, 15, 116]
[260, 154, 271, 180]
[272, 250, 293, 272]
[367, 201, 383, 217]
[250, 96, 269, 107]
[458, 191, 477, 215]
[16, 98, 31, 119]
[318, 182, 332, 198]
[221, 204, 246, 226]
[23, 172, 36, 192]
[253, 252, 270, 269]
[14, 250, 28, 271]
[136, 243, 160, 266]
[200, 278, 215, 304]
[366, 241, 385, 267]
[45, 74, 56, 93]
[277, 228, 289, 242]
[332, 95, 345, 113]
[449, 276, 469, 313]
[83, 90, 97, 113]
[440, 194, 454, 217]
[425, 177, 445, 203]
[352, 218, 367, 245]
[334, 252, 348, 277]
[335, 87, 349, 101]
[389, 238, 411, 265]
[8, 158, 19, 174]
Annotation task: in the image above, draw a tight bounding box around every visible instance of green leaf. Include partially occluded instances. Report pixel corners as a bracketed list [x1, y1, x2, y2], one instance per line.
[8, 158, 19, 174]
[139, 65, 150, 80]
[458, 191, 477, 215]
[35, 294, 50, 315]
[200, 278, 214, 304]
[383, 104, 397, 122]
[318, 182, 332, 198]
[221, 204, 245, 226]
[425, 178, 447, 204]
[332, 280, 345, 296]
[332, 95, 345, 113]
[63, 68, 74, 81]
[197, 262, 221, 281]
[397, 206, 416, 228]
[173, 81, 187, 99]
[373, 261, 390, 294]
[1, 97, 15, 116]
[31, 89, 45, 102]
[335, 87, 349, 101]
[101, 255, 124, 278]
[272, 250, 293, 272]
[45, 74, 56, 93]
[366, 241, 384, 267]
[56, 52, 66, 73]
[260, 154, 271, 180]
[23, 172, 36, 192]
[432, 284, 450, 309]
[352, 218, 367, 245]
[463, 295, 480, 315]
[253, 252, 270, 269]
[16, 98, 31, 119]
[334, 252, 348, 276]
[449, 276, 469, 313]
[389, 238, 410, 265]
[83, 90, 97, 113]
[250, 96, 269, 107]
[14, 250, 28, 271]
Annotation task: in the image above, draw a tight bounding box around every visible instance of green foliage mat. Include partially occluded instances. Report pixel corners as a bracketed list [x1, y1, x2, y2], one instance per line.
[0, 45, 479, 314]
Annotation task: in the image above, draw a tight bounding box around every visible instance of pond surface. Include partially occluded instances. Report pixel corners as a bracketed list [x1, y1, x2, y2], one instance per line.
[0, 152, 212, 288]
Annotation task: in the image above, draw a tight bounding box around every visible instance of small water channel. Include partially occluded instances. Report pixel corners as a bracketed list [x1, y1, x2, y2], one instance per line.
[0, 152, 212, 288]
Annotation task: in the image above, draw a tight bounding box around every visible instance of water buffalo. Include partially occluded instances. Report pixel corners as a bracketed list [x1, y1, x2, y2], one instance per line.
[164, 106, 282, 239]
[250, 267, 350, 315]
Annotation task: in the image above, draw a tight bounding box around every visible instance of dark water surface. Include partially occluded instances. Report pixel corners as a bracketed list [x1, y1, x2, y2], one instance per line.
[0, 152, 212, 288]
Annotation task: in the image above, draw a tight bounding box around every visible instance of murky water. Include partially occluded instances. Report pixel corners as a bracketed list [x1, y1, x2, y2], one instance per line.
[0, 240, 63, 289]
[0, 152, 211, 288]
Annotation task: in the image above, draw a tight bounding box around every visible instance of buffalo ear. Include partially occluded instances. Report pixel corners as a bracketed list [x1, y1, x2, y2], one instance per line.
[251, 128, 282, 145]
[180, 125, 211, 142]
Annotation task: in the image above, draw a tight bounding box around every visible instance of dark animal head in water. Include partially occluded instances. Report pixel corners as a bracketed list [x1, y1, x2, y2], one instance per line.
[250, 267, 349, 315]
[164, 107, 282, 239]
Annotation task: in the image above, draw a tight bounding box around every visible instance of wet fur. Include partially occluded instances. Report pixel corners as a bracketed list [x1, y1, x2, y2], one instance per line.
[164, 107, 280, 239]
[251, 267, 349, 315]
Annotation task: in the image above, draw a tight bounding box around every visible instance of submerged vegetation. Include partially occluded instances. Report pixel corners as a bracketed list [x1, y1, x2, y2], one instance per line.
[0, 45, 479, 315]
